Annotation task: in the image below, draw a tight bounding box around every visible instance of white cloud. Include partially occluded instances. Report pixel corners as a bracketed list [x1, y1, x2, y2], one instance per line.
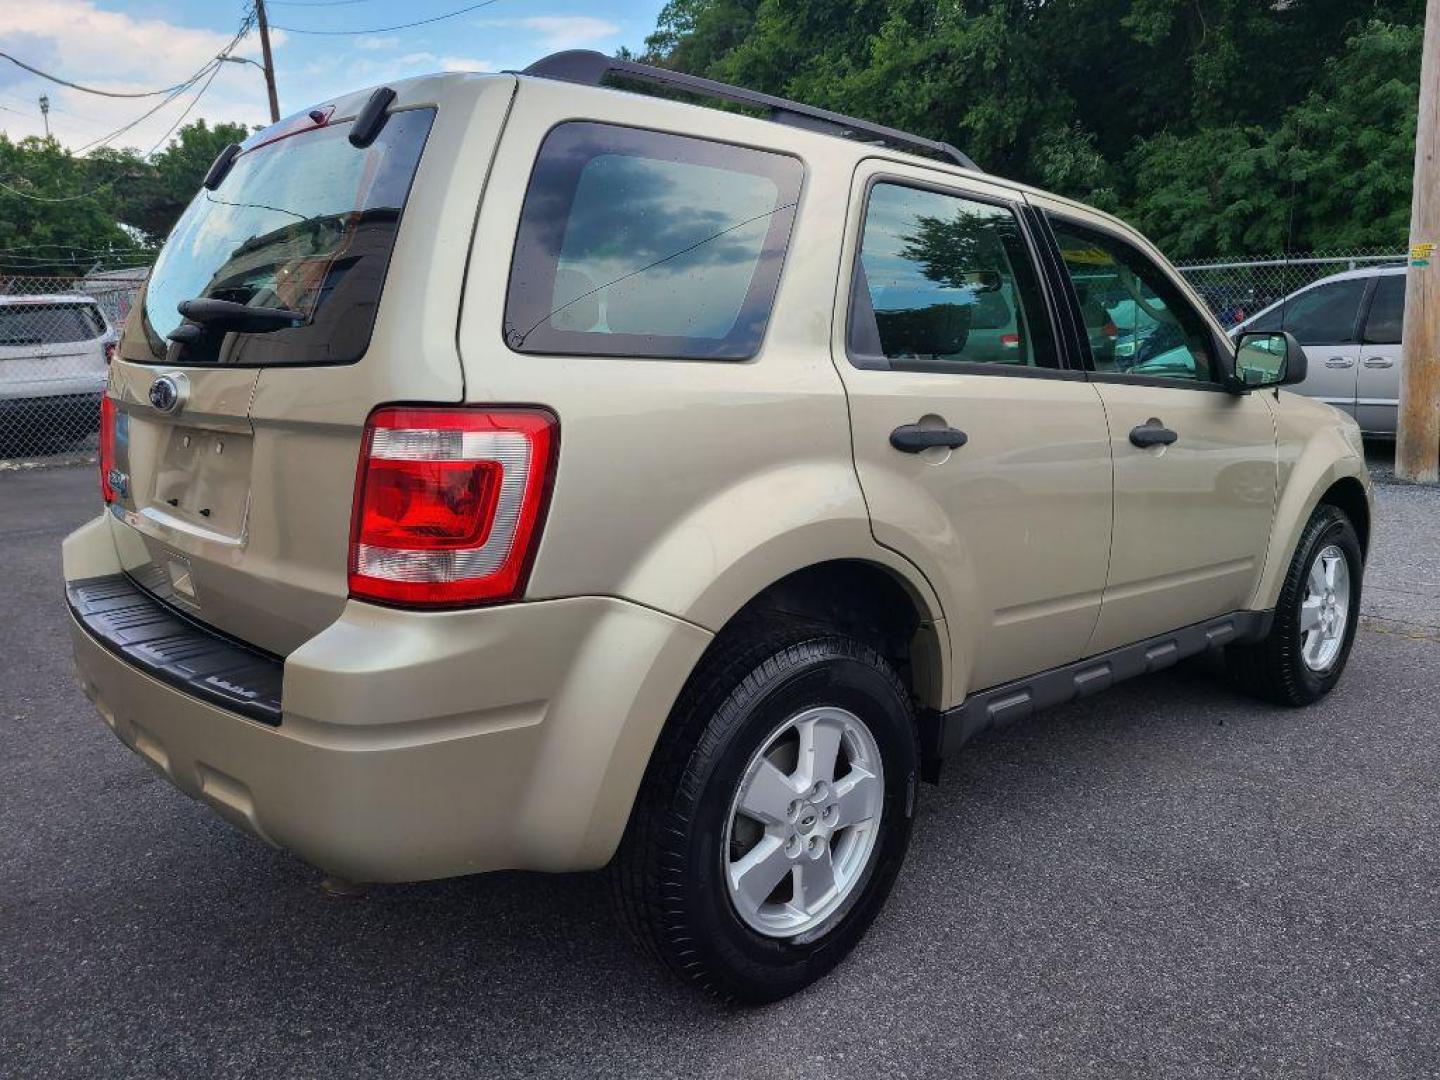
[439, 57, 495, 73]
[0, 0, 271, 152]
[356, 36, 399, 52]
[476, 16, 621, 51]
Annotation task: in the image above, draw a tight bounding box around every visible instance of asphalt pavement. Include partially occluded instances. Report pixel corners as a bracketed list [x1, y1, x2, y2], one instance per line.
[2, 458, 1437, 1079]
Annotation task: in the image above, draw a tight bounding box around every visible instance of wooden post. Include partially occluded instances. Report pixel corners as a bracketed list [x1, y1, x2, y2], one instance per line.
[1397, 0, 1440, 483]
[255, 0, 281, 124]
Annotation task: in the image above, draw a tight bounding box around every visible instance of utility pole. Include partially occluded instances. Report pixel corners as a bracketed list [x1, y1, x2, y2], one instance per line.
[38, 94, 49, 139]
[254, 0, 281, 124]
[1397, 0, 1440, 482]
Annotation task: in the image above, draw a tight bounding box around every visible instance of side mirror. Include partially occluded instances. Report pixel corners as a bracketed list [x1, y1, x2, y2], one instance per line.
[1227, 330, 1307, 391]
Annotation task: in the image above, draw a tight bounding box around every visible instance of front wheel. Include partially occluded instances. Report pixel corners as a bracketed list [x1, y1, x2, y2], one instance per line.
[612, 625, 919, 1003]
[1227, 503, 1363, 705]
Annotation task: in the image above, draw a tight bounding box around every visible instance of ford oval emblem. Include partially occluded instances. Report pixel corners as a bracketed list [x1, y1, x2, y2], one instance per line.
[149, 375, 181, 413]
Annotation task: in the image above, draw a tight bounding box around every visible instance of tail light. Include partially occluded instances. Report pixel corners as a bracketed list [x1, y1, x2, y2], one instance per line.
[1102, 320, 1118, 340]
[348, 406, 558, 607]
[104, 341, 117, 364]
[99, 395, 117, 504]
[1000, 333, 1020, 349]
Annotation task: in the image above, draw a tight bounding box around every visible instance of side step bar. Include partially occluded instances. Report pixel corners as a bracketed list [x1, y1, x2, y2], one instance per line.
[927, 609, 1273, 762]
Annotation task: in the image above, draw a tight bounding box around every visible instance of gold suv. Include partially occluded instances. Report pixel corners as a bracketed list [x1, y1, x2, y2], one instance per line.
[64, 52, 1373, 1003]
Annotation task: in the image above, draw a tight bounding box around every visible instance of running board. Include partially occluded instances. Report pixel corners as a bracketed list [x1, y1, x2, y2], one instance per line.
[934, 610, 1273, 759]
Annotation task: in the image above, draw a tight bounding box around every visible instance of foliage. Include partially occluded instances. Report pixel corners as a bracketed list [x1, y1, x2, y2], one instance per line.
[642, 1, 1425, 258]
[0, 119, 251, 278]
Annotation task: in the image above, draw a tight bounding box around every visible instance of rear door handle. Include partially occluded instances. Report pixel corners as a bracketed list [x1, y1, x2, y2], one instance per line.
[1325, 357, 1355, 369]
[890, 423, 968, 453]
[1363, 357, 1395, 369]
[1129, 421, 1178, 448]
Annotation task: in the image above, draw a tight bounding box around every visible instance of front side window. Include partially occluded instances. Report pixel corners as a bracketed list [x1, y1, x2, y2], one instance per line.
[1362, 275, 1405, 345]
[848, 183, 1056, 369]
[505, 123, 803, 360]
[1247, 278, 1368, 345]
[1049, 218, 1215, 383]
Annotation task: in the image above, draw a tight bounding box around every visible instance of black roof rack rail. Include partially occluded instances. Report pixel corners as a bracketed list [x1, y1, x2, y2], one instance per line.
[520, 50, 980, 172]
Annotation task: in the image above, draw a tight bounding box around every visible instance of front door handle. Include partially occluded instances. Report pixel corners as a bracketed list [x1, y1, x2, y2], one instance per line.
[1325, 357, 1355, 369]
[890, 423, 968, 453]
[1129, 420, 1178, 448]
[1363, 357, 1395, 369]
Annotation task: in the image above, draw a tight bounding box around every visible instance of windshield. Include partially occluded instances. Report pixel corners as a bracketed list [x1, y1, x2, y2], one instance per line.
[135, 107, 434, 366]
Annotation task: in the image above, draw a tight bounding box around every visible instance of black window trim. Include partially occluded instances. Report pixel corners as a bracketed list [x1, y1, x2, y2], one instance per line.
[1041, 211, 1237, 395]
[502, 119, 806, 363]
[1358, 271, 1404, 346]
[843, 171, 1086, 382]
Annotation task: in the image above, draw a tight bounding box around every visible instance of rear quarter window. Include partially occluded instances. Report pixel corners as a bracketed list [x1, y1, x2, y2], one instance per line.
[504, 123, 803, 360]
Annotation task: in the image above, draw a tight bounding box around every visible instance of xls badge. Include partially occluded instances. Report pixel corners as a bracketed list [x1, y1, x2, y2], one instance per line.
[148, 372, 188, 414]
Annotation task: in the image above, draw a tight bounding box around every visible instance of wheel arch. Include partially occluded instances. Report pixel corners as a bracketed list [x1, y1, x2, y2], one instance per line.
[1249, 432, 1372, 612]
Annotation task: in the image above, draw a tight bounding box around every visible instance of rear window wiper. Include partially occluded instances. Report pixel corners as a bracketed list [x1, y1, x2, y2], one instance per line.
[167, 298, 304, 343]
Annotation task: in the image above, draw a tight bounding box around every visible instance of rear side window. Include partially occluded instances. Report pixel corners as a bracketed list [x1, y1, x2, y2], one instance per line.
[133, 108, 435, 366]
[848, 183, 1056, 369]
[1246, 278, 1367, 344]
[0, 302, 104, 345]
[1363, 275, 1404, 345]
[505, 123, 803, 360]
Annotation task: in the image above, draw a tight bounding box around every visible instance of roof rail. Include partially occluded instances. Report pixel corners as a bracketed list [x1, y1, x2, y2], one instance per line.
[520, 50, 980, 172]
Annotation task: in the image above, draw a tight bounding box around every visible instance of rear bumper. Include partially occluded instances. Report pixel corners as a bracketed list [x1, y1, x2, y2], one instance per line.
[64, 516, 712, 882]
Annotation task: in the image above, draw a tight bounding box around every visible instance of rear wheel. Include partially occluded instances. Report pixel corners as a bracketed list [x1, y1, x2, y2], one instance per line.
[1227, 504, 1363, 705]
[612, 623, 919, 1003]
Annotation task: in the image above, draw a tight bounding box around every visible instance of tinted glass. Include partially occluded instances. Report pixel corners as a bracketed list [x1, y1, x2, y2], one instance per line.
[0, 303, 104, 345]
[1048, 218, 1214, 383]
[1363, 275, 1404, 345]
[134, 108, 434, 366]
[848, 183, 1054, 368]
[506, 123, 803, 360]
[1246, 278, 1367, 344]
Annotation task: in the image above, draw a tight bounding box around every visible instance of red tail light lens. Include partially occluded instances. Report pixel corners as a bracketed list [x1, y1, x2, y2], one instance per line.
[349, 406, 558, 607]
[99, 395, 117, 504]
[103, 341, 117, 364]
[1102, 320, 1118, 340]
[1000, 333, 1020, 349]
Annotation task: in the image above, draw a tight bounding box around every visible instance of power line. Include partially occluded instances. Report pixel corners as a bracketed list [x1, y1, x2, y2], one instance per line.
[272, 0, 500, 35]
[0, 50, 225, 99]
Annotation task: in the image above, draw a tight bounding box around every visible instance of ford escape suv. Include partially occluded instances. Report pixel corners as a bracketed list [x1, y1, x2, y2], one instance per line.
[65, 51, 1373, 1004]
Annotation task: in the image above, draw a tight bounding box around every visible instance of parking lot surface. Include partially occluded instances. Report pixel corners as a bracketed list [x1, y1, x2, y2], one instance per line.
[2, 461, 1437, 1079]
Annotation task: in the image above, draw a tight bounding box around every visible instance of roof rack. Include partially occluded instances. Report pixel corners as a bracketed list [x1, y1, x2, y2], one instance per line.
[520, 50, 980, 172]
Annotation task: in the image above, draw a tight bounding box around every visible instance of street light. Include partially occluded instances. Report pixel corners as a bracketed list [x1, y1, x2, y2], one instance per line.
[217, 52, 279, 123]
[38, 94, 49, 139]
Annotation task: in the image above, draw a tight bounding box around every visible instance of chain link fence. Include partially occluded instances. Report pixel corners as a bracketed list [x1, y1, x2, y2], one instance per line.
[0, 270, 147, 466]
[1175, 247, 1406, 329]
[0, 247, 1408, 467]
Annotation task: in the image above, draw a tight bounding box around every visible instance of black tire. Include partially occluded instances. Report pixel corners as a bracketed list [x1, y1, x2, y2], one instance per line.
[1227, 503, 1363, 705]
[612, 620, 919, 1004]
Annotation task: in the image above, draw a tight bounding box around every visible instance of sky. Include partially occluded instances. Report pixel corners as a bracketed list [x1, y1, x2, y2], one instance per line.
[0, 0, 669, 153]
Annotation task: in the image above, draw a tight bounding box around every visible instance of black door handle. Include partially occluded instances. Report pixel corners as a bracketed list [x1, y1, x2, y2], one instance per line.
[1129, 421, 1178, 448]
[890, 424, 968, 453]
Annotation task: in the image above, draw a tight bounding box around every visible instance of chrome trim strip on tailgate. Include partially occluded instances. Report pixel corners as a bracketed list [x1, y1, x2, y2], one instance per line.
[67, 573, 283, 726]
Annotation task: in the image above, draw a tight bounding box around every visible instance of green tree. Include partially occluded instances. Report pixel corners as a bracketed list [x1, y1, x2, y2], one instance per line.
[639, 0, 1425, 257]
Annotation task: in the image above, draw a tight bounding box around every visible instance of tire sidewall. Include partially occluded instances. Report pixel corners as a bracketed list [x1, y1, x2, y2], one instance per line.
[679, 641, 917, 1000]
[1284, 510, 1363, 698]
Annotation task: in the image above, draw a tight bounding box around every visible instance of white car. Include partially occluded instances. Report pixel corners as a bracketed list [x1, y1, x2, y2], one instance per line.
[1230, 266, 1405, 435]
[0, 293, 113, 445]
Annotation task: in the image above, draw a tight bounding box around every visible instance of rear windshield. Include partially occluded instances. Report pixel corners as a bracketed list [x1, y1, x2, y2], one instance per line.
[0, 302, 105, 346]
[131, 108, 434, 366]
